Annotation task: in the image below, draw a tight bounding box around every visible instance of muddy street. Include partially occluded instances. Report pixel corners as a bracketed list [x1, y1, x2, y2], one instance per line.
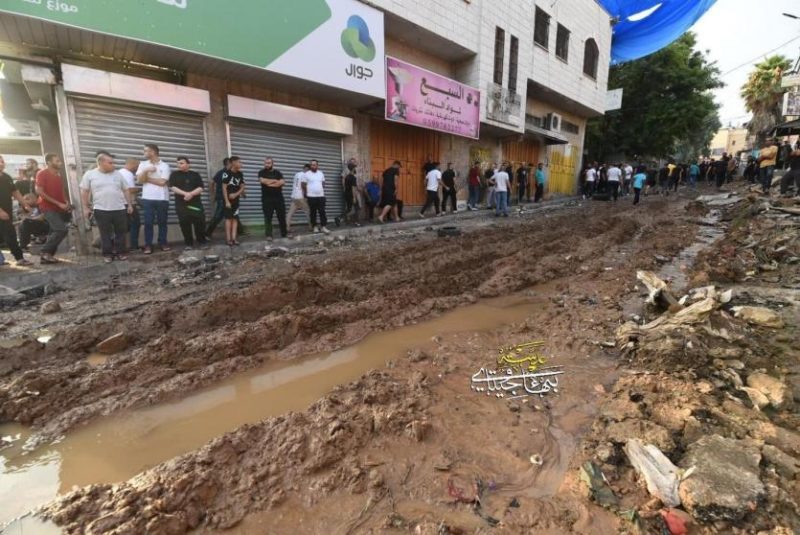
[1, 190, 798, 534]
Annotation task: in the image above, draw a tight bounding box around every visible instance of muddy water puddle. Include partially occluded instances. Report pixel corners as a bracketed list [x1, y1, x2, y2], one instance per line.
[0, 295, 563, 527]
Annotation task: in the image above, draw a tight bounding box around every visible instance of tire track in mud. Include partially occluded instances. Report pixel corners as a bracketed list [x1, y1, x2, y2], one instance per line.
[2, 202, 665, 446]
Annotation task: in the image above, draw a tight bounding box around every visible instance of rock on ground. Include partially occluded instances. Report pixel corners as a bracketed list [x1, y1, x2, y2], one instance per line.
[747, 373, 791, 410]
[678, 435, 765, 522]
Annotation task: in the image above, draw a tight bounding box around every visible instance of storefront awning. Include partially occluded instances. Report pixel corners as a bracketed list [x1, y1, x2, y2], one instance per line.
[771, 119, 800, 137]
[525, 124, 569, 145]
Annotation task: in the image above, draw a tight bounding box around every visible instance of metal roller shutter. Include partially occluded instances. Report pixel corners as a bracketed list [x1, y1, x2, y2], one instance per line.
[70, 97, 210, 223]
[228, 120, 344, 225]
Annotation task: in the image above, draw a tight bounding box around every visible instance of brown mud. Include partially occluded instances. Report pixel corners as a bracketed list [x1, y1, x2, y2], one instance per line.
[0, 194, 717, 533]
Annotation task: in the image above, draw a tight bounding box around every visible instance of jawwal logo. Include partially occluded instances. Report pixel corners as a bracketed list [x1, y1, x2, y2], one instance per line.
[341, 15, 376, 62]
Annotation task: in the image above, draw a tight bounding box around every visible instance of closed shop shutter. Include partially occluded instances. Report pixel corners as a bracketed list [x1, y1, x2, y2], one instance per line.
[228, 120, 344, 225]
[69, 97, 210, 223]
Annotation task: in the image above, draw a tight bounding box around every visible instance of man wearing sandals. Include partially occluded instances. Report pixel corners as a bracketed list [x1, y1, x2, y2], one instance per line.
[80, 152, 133, 263]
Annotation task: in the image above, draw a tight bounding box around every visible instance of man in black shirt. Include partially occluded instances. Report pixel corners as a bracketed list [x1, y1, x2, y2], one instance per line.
[0, 155, 33, 266]
[259, 157, 287, 240]
[222, 156, 245, 246]
[516, 164, 529, 204]
[206, 157, 229, 238]
[441, 162, 457, 214]
[378, 160, 401, 223]
[169, 157, 206, 249]
[336, 158, 360, 227]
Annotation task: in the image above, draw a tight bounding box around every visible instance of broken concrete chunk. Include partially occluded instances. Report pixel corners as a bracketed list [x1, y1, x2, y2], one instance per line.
[40, 300, 61, 314]
[96, 332, 128, 355]
[761, 445, 800, 480]
[177, 256, 201, 268]
[624, 439, 681, 507]
[740, 386, 770, 411]
[678, 435, 764, 523]
[747, 373, 790, 410]
[732, 306, 785, 329]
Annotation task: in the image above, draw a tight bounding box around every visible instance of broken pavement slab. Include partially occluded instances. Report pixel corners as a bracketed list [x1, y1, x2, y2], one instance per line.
[678, 435, 765, 523]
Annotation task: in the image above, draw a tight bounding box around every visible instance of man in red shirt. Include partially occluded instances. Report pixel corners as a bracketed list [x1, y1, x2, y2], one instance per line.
[35, 153, 70, 264]
[467, 161, 481, 210]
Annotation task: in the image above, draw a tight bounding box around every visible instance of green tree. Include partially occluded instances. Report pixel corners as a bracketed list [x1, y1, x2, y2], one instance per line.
[586, 32, 722, 161]
[740, 55, 792, 140]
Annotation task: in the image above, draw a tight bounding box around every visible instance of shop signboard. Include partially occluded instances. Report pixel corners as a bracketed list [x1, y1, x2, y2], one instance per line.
[784, 89, 800, 117]
[0, 0, 385, 98]
[385, 56, 481, 139]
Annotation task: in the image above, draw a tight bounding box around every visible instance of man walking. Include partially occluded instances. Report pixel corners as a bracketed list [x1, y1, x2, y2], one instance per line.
[119, 158, 141, 251]
[80, 152, 133, 263]
[259, 157, 288, 240]
[688, 160, 700, 189]
[516, 163, 529, 204]
[364, 175, 380, 221]
[302, 159, 330, 234]
[622, 162, 633, 196]
[584, 163, 597, 199]
[492, 164, 510, 217]
[378, 161, 401, 223]
[441, 162, 457, 214]
[35, 153, 70, 264]
[337, 160, 360, 226]
[222, 156, 245, 246]
[420, 161, 442, 217]
[0, 155, 32, 266]
[606, 162, 621, 201]
[206, 157, 230, 238]
[288, 163, 312, 233]
[169, 156, 207, 249]
[467, 161, 481, 210]
[137, 143, 171, 254]
[484, 163, 497, 209]
[758, 140, 778, 195]
[632, 166, 646, 205]
[534, 162, 547, 203]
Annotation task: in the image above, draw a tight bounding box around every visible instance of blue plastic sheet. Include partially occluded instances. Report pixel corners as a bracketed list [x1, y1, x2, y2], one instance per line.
[599, 0, 717, 63]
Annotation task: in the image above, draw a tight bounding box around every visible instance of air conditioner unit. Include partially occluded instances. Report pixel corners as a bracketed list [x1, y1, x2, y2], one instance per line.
[546, 112, 562, 132]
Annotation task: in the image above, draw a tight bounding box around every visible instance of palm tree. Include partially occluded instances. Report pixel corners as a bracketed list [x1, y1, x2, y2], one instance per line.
[741, 55, 792, 141]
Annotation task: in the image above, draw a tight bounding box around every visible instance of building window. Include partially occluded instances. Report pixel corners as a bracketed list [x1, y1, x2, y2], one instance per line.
[534, 7, 550, 49]
[562, 119, 580, 135]
[508, 35, 519, 93]
[494, 27, 505, 85]
[556, 24, 570, 62]
[583, 38, 599, 79]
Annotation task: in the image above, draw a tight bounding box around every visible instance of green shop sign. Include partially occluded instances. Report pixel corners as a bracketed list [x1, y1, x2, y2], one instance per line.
[2, 0, 385, 98]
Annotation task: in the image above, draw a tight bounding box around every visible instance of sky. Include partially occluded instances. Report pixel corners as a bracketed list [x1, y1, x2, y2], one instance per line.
[691, 0, 800, 127]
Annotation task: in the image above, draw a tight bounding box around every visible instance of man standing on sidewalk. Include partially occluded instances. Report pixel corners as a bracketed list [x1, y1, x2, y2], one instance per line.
[137, 143, 171, 254]
[516, 163, 529, 204]
[0, 155, 32, 266]
[534, 162, 547, 203]
[169, 157, 207, 249]
[288, 163, 312, 233]
[302, 159, 330, 234]
[420, 161, 442, 217]
[606, 162, 621, 201]
[222, 156, 245, 246]
[467, 161, 480, 210]
[259, 157, 288, 240]
[492, 164, 510, 217]
[378, 161, 401, 223]
[441, 162, 457, 214]
[119, 158, 141, 251]
[206, 158, 230, 239]
[35, 153, 70, 264]
[80, 152, 133, 263]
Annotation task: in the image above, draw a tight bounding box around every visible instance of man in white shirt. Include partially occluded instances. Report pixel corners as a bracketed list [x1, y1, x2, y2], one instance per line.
[606, 163, 622, 201]
[622, 163, 634, 197]
[492, 163, 511, 217]
[136, 143, 172, 254]
[301, 159, 330, 234]
[81, 151, 133, 263]
[119, 158, 141, 251]
[419, 161, 442, 217]
[584, 163, 597, 199]
[288, 163, 313, 233]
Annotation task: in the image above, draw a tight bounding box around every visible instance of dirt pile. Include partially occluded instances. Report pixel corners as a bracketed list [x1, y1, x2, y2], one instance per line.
[580, 190, 800, 534]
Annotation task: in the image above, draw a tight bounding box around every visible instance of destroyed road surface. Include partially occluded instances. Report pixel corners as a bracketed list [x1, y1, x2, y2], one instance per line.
[0, 189, 798, 534]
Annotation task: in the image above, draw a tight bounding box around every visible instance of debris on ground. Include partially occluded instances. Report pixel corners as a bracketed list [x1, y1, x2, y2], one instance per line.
[624, 439, 681, 508]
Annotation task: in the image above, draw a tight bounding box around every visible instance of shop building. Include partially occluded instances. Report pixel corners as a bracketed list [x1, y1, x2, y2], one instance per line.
[0, 0, 611, 251]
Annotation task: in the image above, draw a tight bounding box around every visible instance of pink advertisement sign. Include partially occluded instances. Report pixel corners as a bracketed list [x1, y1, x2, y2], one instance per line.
[385, 56, 481, 139]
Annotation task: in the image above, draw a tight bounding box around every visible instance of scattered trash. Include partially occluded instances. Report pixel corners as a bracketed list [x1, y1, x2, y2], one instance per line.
[624, 439, 681, 508]
[732, 306, 784, 329]
[660, 508, 692, 535]
[34, 329, 54, 344]
[579, 461, 618, 509]
[637, 271, 681, 310]
[529, 454, 543, 466]
[508, 497, 520, 508]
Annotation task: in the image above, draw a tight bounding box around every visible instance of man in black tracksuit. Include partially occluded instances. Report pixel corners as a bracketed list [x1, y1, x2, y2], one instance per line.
[168, 157, 207, 248]
[259, 157, 287, 240]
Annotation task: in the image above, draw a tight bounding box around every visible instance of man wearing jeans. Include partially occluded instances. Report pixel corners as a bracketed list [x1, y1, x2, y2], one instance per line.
[35, 153, 70, 264]
[467, 161, 481, 210]
[137, 143, 171, 254]
[758, 140, 778, 195]
[80, 152, 133, 262]
[492, 164, 510, 217]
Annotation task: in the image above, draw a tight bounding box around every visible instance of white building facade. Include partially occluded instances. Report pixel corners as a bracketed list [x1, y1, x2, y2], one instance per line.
[0, 0, 611, 248]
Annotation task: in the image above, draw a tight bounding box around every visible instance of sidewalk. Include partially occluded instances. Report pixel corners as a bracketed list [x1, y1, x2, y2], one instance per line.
[0, 197, 573, 291]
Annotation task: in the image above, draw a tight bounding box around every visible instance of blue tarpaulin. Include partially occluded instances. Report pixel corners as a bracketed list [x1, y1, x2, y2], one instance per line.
[599, 0, 717, 63]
